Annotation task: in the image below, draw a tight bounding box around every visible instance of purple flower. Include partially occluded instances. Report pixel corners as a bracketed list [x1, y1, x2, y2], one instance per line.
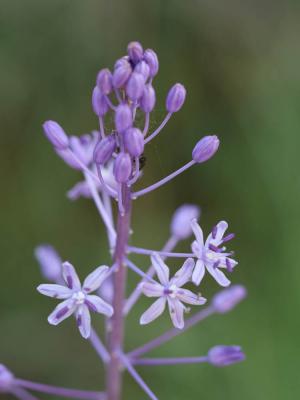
[37, 262, 114, 339]
[207, 345, 245, 367]
[170, 204, 201, 240]
[126, 72, 145, 101]
[96, 68, 112, 95]
[94, 135, 116, 165]
[140, 84, 156, 113]
[140, 254, 206, 329]
[113, 152, 132, 183]
[191, 219, 238, 287]
[144, 48, 159, 77]
[127, 41, 144, 64]
[43, 120, 69, 150]
[35, 244, 62, 282]
[166, 83, 186, 113]
[92, 86, 109, 116]
[192, 135, 220, 163]
[213, 285, 247, 313]
[0, 365, 14, 393]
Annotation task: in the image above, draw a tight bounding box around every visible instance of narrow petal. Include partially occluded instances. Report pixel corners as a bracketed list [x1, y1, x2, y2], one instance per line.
[151, 253, 169, 285]
[83, 265, 109, 293]
[62, 262, 81, 290]
[141, 282, 164, 297]
[192, 259, 206, 285]
[191, 240, 203, 258]
[37, 284, 71, 299]
[76, 304, 91, 339]
[167, 298, 185, 329]
[207, 221, 229, 246]
[85, 294, 114, 317]
[140, 297, 166, 325]
[176, 288, 207, 305]
[171, 258, 194, 287]
[206, 263, 231, 287]
[48, 299, 76, 326]
[191, 219, 204, 246]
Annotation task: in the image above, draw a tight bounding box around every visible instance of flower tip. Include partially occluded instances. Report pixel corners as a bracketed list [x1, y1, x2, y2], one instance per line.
[170, 204, 201, 239]
[208, 345, 245, 367]
[192, 135, 220, 163]
[43, 120, 69, 150]
[127, 41, 144, 64]
[166, 83, 186, 113]
[212, 285, 247, 314]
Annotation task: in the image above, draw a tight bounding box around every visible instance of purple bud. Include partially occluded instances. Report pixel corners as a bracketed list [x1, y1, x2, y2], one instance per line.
[212, 285, 247, 314]
[126, 72, 145, 101]
[92, 86, 109, 116]
[207, 345, 245, 367]
[114, 56, 130, 70]
[56, 148, 82, 170]
[171, 204, 201, 239]
[124, 128, 144, 157]
[114, 152, 132, 183]
[96, 68, 112, 95]
[135, 61, 150, 82]
[115, 104, 132, 133]
[43, 120, 69, 150]
[0, 365, 14, 393]
[34, 245, 62, 282]
[112, 62, 132, 88]
[166, 83, 186, 113]
[192, 135, 220, 163]
[127, 41, 143, 64]
[141, 84, 156, 113]
[94, 135, 116, 165]
[144, 48, 159, 77]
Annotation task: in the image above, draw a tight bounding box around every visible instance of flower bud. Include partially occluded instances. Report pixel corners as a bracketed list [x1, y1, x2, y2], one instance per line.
[0, 364, 14, 393]
[192, 135, 220, 163]
[43, 120, 69, 150]
[94, 135, 116, 165]
[112, 62, 132, 88]
[115, 104, 132, 133]
[114, 56, 130, 70]
[124, 127, 144, 157]
[114, 152, 132, 183]
[144, 48, 159, 77]
[135, 61, 150, 82]
[34, 245, 62, 282]
[207, 346, 245, 367]
[171, 204, 201, 239]
[56, 148, 81, 170]
[96, 68, 112, 95]
[166, 83, 186, 113]
[127, 41, 143, 64]
[126, 72, 145, 101]
[212, 285, 247, 314]
[141, 84, 156, 113]
[92, 86, 109, 116]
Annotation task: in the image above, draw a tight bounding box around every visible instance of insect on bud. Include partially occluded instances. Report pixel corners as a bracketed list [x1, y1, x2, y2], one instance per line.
[135, 61, 150, 82]
[144, 48, 159, 77]
[43, 120, 69, 150]
[207, 346, 245, 367]
[141, 84, 156, 113]
[171, 204, 201, 239]
[115, 104, 132, 133]
[166, 83, 186, 113]
[212, 285, 247, 314]
[92, 86, 109, 116]
[94, 135, 116, 165]
[96, 68, 112, 95]
[126, 72, 145, 101]
[124, 127, 144, 157]
[192, 135, 220, 163]
[112, 62, 132, 88]
[127, 41, 143, 64]
[113, 152, 132, 183]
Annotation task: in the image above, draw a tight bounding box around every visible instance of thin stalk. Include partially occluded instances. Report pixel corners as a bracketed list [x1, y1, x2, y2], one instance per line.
[132, 356, 208, 366]
[10, 387, 39, 400]
[128, 246, 192, 258]
[125, 259, 157, 283]
[144, 113, 172, 143]
[89, 328, 110, 364]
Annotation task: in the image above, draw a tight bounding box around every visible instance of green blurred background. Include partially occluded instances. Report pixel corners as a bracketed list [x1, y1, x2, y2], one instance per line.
[0, 0, 299, 399]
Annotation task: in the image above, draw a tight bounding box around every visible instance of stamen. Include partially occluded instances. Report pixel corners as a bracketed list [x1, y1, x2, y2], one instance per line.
[209, 244, 221, 253]
[222, 233, 235, 243]
[212, 225, 218, 239]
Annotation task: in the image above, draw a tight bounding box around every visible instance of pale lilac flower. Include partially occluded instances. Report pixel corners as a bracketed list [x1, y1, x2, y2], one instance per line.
[171, 204, 201, 240]
[213, 285, 247, 313]
[191, 219, 238, 287]
[35, 245, 62, 282]
[37, 262, 113, 338]
[207, 345, 245, 366]
[140, 254, 206, 329]
[192, 135, 220, 163]
[43, 120, 69, 150]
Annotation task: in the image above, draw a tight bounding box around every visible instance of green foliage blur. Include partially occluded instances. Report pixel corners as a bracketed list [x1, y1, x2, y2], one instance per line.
[0, 0, 299, 399]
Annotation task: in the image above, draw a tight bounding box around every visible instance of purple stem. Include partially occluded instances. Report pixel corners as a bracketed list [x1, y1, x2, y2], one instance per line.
[124, 235, 178, 315]
[97, 165, 118, 198]
[132, 160, 195, 198]
[15, 379, 104, 400]
[128, 305, 215, 359]
[119, 353, 158, 400]
[125, 258, 157, 283]
[89, 327, 110, 364]
[144, 112, 172, 144]
[98, 117, 105, 139]
[128, 245, 193, 258]
[10, 387, 39, 400]
[132, 356, 208, 366]
[143, 112, 150, 136]
[106, 185, 132, 400]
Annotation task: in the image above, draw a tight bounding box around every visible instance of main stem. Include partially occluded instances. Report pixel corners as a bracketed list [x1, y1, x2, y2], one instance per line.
[107, 185, 132, 400]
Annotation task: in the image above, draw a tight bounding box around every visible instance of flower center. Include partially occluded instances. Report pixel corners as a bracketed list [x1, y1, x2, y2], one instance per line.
[164, 284, 178, 299]
[72, 291, 86, 304]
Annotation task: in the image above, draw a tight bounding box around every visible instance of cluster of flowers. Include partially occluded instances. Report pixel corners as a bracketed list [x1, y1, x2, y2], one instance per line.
[1, 42, 246, 400]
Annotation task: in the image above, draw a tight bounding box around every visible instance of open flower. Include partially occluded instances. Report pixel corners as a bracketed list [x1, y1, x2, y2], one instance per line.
[191, 219, 238, 287]
[140, 254, 206, 329]
[37, 262, 113, 339]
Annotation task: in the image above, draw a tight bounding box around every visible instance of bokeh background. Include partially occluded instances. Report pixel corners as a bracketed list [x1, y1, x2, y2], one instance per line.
[1, 0, 299, 399]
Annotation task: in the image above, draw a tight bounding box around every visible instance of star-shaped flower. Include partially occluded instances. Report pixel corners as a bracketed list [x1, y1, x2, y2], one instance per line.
[37, 262, 113, 338]
[140, 254, 206, 329]
[191, 219, 238, 287]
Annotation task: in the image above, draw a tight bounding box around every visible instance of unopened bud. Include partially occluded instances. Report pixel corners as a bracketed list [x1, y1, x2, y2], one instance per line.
[94, 135, 116, 165]
[92, 86, 109, 116]
[34, 245, 62, 282]
[166, 83, 186, 113]
[144, 48, 159, 77]
[127, 41, 143, 64]
[96, 68, 112, 95]
[141, 84, 156, 113]
[212, 285, 247, 314]
[126, 72, 145, 101]
[192, 135, 220, 163]
[135, 61, 150, 82]
[207, 345, 245, 367]
[115, 104, 132, 133]
[124, 128, 144, 157]
[112, 62, 132, 88]
[171, 204, 201, 239]
[114, 152, 132, 183]
[43, 120, 69, 150]
[0, 365, 14, 393]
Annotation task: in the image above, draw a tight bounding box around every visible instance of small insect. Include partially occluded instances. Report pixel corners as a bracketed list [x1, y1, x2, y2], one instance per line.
[138, 154, 147, 170]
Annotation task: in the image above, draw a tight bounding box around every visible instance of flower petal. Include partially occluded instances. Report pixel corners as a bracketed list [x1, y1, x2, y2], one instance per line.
[207, 221, 229, 246]
[37, 284, 71, 299]
[192, 259, 206, 285]
[140, 297, 166, 325]
[48, 299, 76, 326]
[62, 262, 81, 290]
[171, 258, 194, 287]
[76, 304, 91, 339]
[151, 253, 169, 285]
[176, 288, 207, 305]
[83, 266, 109, 293]
[85, 294, 114, 317]
[141, 282, 164, 297]
[167, 298, 185, 329]
[191, 240, 203, 259]
[191, 219, 204, 245]
[206, 263, 231, 287]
